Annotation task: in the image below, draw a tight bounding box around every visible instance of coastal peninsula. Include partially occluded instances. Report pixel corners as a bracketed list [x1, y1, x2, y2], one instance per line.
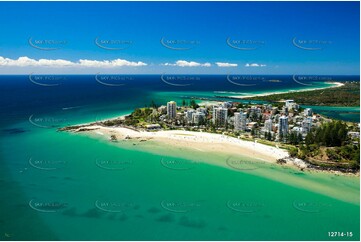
[60, 93, 360, 174]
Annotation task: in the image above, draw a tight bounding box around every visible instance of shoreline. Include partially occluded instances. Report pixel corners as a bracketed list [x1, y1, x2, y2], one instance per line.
[58, 81, 357, 176]
[58, 125, 361, 206]
[223, 81, 345, 99]
[59, 123, 358, 176]
[67, 125, 290, 163]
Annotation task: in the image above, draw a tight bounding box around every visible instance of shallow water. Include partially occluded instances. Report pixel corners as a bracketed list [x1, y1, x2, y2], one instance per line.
[0, 75, 359, 240]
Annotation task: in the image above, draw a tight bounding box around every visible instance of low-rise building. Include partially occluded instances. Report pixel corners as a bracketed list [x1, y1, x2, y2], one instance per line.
[348, 131, 360, 139]
[248, 122, 258, 129]
[196, 107, 207, 114]
[158, 105, 167, 114]
[304, 108, 313, 117]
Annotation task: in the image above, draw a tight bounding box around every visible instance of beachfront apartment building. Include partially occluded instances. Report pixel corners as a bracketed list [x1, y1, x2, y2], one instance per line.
[234, 112, 241, 130]
[192, 112, 206, 125]
[234, 112, 247, 131]
[221, 102, 232, 109]
[167, 101, 177, 119]
[301, 117, 313, 134]
[213, 107, 228, 126]
[196, 107, 207, 114]
[249, 106, 262, 118]
[264, 119, 273, 132]
[278, 115, 289, 137]
[185, 109, 195, 123]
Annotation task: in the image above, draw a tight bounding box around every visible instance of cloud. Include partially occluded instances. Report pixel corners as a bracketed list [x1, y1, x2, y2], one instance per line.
[216, 62, 238, 67]
[0, 56, 74, 67]
[162, 60, 211, 67]
[0, 56, 147, 68]
[245, 63, 266, 67]
[78, 59, 147, 67]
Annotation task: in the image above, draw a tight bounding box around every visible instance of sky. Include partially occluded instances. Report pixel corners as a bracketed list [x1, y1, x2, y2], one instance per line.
[0, 1, 359, 75]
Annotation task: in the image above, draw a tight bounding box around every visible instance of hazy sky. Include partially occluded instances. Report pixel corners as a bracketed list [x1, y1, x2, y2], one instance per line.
[0, 1, 359, 75]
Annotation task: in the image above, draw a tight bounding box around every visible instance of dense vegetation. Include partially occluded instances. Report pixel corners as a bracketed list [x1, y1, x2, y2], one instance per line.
[304, 120, 348, 147]
[246, 82, 360, 106]
[289, 121, 360, 171]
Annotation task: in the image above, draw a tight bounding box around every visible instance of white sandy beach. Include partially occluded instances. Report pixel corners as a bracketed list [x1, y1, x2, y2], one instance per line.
[69, 125, 303, 166]
[228, 81, 345, 99]
[64, 82, 348, 169]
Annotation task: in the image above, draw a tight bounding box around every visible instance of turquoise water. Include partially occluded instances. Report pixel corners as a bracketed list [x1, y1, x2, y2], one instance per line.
[151, 83, 360, 123]
[1, 112, 359, 241]
[302, 105, 360, 122]
[0, 75, 359, 240]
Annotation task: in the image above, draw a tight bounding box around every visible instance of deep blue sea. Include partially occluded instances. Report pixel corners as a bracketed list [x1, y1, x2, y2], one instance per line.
[1, 75, 359, 129]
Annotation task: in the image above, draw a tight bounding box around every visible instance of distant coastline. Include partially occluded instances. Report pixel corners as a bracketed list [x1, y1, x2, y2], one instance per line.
[239, 81, 359, 108]
[221, 81, 345, 99]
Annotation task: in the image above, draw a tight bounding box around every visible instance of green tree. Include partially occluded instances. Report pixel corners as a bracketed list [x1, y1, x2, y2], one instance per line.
[267, 132, 272, 141]
[289, 147, 298, 157]
[190, 99, 199, 109]
[297, 133, 303, 144]
[251, 127, 255, 136]
[150, 100, 157, 108]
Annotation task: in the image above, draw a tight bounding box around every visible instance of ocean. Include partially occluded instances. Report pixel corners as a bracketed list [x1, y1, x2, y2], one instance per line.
[0, 75, 359, 240]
